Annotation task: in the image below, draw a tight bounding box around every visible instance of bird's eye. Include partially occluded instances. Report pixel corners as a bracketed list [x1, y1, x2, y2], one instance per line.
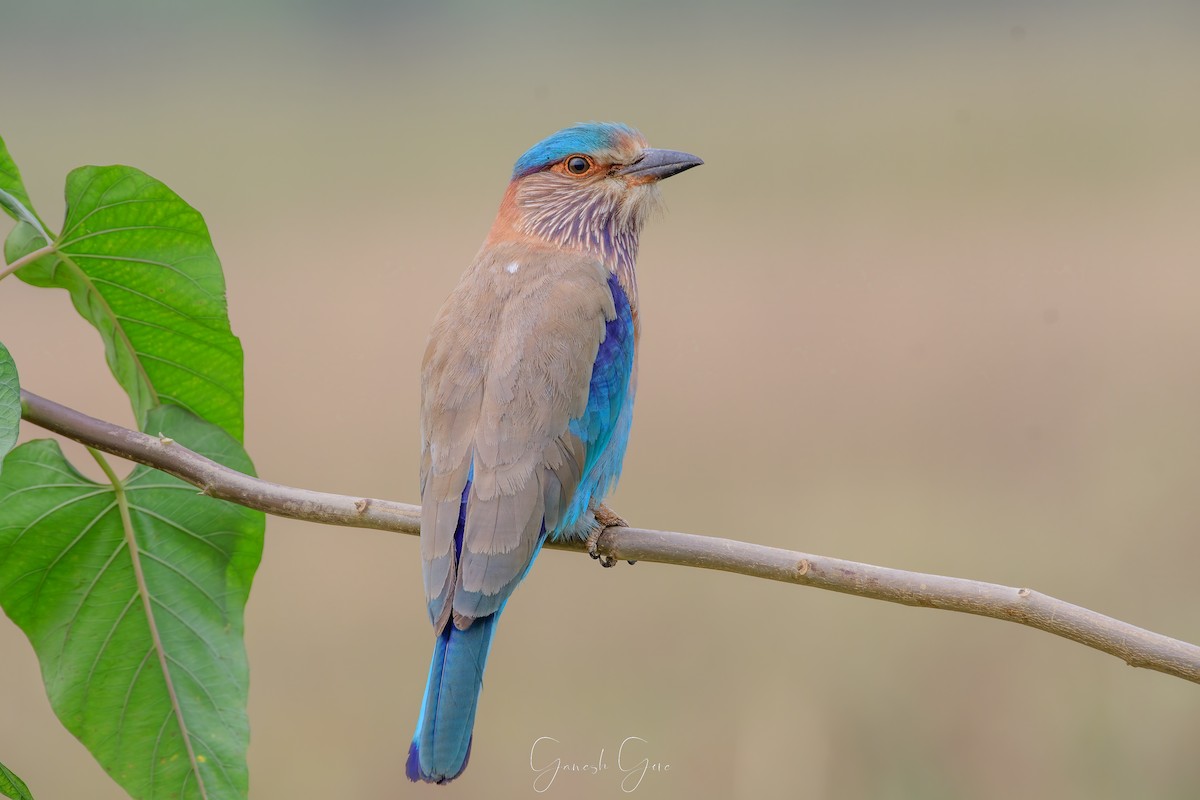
[565, 155, 592, 175]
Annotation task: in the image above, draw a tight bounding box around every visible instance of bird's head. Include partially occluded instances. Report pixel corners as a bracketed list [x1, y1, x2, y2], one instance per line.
[487, 122, 702, 264]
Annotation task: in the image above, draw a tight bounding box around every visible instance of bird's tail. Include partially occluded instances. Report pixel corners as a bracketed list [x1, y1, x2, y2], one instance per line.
[406, 611, 500, 784]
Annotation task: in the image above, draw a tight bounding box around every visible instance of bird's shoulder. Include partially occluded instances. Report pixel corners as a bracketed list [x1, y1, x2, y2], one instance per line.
[439, 242, 613, 323]
[422, 243, 617, 386]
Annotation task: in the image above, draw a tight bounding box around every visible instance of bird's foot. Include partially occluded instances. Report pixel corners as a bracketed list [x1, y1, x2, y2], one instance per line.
[584, 526, 617, 568]
[586, 504, 636, 568]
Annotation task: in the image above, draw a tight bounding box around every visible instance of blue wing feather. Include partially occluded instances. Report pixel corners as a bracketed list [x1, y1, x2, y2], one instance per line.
[561, 272, 636, 534]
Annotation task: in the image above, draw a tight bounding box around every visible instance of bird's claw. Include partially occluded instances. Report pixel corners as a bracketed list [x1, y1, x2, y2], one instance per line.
[586, 504, 635, 568]
[586, 526, 618, 568]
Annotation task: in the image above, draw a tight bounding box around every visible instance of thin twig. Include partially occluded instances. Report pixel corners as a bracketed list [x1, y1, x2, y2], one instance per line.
[16, 388, 1200, 685]
[0, 242, 56, 284]
[19, 389, 421, 533]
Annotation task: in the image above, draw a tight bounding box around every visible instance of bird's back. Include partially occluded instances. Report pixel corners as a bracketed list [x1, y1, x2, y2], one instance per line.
[419, 241, 625, 629]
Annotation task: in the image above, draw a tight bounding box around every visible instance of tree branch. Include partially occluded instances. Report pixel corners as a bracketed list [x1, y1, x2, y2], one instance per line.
[17, 389, 1200, 685]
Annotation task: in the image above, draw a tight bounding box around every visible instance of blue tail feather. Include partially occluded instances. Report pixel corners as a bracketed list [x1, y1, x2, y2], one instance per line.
[406, 612, 499, 783]
[409, 505, 550, 784]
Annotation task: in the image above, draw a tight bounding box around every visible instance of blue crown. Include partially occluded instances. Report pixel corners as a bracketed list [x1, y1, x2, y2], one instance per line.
[512, 122, 639, 178]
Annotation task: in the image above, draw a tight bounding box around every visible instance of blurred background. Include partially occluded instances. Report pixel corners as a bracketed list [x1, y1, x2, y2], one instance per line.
[2, 1, 1200, 798]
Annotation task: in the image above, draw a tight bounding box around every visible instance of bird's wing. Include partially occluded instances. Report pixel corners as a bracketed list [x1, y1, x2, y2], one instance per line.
[420, 246, 625, 630]
[561, 271, 637, 527]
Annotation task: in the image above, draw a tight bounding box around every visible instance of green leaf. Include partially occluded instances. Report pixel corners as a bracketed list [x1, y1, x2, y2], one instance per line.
[0, 342, 17, 476]
[0, 134, 47, 233]
[0, 760, 34, 800]
[3, 165, 244, 441]
[0, 405, 264, 800]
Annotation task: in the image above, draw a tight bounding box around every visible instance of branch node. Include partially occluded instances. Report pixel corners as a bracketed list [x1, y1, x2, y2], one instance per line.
[354, 498, 371, 514]
[1017, 587, 1032, 598]
[796, 558, 811, 577]
[158, 432, 175, 445]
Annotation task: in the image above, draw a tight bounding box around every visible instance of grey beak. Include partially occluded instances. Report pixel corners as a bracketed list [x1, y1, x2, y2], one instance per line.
[617, 148, 704, 181]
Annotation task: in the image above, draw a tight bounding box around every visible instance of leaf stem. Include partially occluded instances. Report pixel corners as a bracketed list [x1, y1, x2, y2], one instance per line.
[86, 446, 211, 800]
[0, 187, 52, 241]
[0, 242, 57, 284]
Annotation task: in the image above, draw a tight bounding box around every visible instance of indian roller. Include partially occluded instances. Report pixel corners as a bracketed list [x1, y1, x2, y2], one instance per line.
[406, 122, 702, 784]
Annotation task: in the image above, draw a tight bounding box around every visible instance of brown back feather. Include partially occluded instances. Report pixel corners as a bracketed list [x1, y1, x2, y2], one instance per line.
[420, 242, 615, 630]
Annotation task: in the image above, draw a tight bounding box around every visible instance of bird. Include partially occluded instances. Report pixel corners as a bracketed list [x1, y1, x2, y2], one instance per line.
[406, 122, 702, 784]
